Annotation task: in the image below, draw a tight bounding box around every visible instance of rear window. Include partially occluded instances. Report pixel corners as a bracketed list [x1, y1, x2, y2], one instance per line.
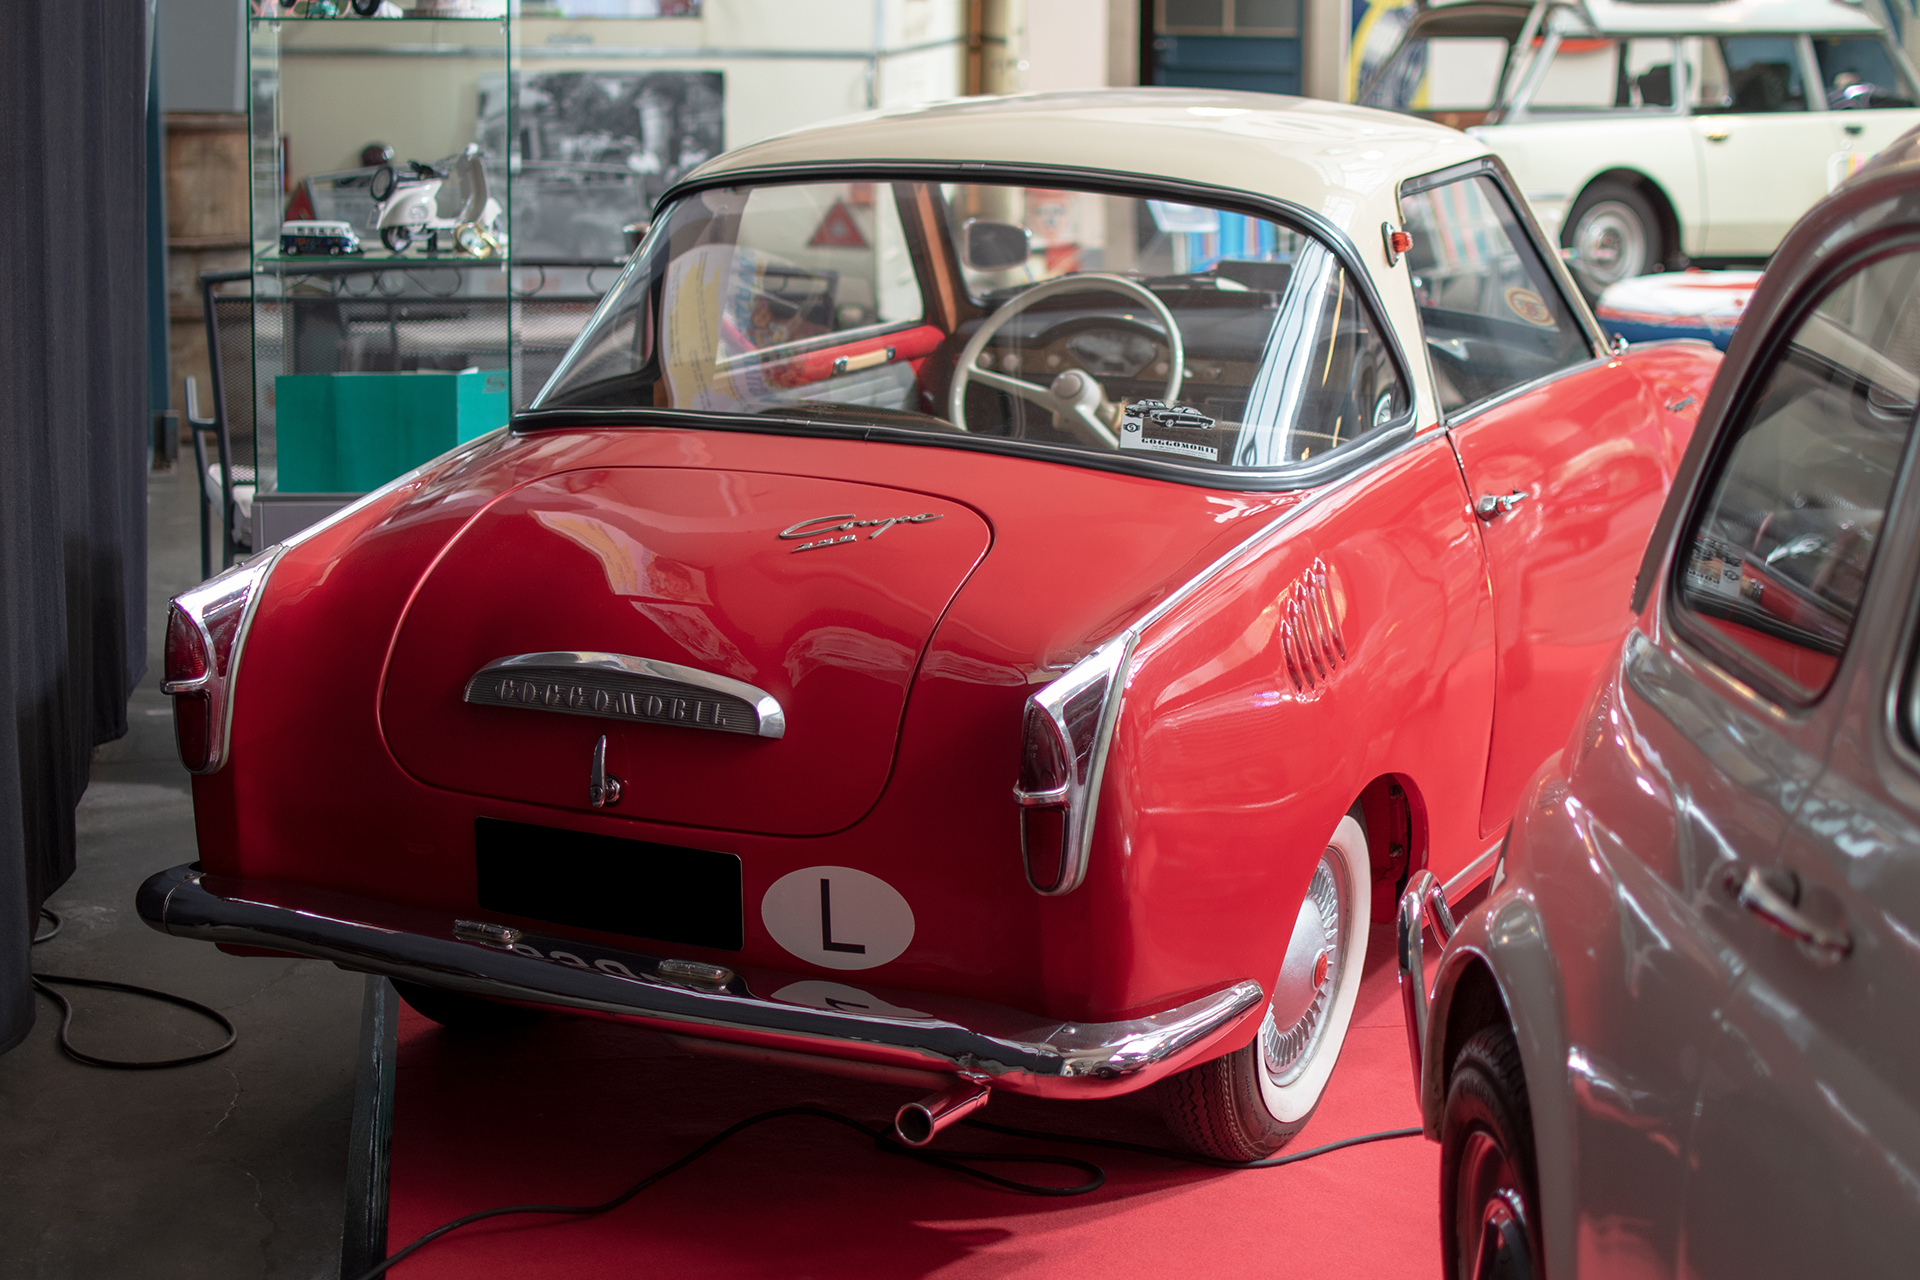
[532, 178, 1412, 474]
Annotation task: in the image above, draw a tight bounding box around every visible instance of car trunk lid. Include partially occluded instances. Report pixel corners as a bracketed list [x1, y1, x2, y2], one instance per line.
[380, 466, 990, 835]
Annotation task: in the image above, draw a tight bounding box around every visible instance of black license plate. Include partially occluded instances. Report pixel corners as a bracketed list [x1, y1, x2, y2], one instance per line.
[474, 818, 742, 951]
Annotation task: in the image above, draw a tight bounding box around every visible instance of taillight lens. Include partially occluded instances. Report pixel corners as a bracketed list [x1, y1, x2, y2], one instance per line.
[164, 605, 210, 687]
[160, 554, 280, 774]
[1012, 638, 1132, 896]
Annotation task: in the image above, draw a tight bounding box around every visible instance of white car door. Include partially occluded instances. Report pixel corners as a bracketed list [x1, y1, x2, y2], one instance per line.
[1810, 33, 1920, 187]
[1688, 35, 1837, 256]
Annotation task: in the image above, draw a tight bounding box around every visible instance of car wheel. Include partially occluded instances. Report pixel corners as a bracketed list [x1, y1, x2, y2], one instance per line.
[392, 979, 544, 1031]
[1441, 1025, 1542, 1280]
[1564, 181, 1666, 299]
[1158, 814, 1371, 1160]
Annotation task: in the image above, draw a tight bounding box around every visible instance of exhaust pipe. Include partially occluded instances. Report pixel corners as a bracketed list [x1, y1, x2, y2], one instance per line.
[893, 1079, 991, 1147]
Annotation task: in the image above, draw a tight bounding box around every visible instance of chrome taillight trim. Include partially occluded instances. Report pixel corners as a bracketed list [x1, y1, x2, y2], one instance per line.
[165, 548, 285, 774]
[1013, 634, 1135, 896]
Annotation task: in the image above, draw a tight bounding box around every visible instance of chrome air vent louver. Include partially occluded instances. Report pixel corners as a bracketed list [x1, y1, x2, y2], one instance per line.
[1279, 559, 1347, 696]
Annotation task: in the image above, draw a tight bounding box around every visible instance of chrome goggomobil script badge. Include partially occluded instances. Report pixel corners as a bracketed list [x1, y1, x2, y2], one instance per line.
[464, 651, 786, 739]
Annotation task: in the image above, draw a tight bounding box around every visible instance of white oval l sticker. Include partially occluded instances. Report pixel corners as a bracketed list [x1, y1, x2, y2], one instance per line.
[761, 866, 913, 971]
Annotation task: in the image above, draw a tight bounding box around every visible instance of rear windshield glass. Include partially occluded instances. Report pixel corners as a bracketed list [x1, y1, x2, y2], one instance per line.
[532, 179, 1412, 473]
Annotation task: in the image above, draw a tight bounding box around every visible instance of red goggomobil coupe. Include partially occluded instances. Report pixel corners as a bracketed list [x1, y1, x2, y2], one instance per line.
[139, 89, 1717, 1158]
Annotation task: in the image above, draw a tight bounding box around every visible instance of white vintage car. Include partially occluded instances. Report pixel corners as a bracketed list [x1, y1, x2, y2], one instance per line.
[1360, 0, 1920, 295]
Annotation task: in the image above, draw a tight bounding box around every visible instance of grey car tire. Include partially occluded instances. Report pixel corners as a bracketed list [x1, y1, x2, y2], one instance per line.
[392, 979, 544, 1032]
[1157, 815, 1371, 1161]
[1564, 180, 1665, 299]
[1442, 1025, 1543, 1280]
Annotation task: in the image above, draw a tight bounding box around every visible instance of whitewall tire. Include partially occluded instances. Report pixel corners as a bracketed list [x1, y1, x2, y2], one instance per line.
[1158, 815, 1372, 1160]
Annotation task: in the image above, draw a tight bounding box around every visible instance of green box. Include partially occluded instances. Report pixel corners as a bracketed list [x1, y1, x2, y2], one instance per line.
[275, 369, 509, 493]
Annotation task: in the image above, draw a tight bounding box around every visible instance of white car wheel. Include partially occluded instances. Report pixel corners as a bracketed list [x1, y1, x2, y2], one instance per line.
[1158, 814, 1372, 1160]
[1565, 181, 1664, 298]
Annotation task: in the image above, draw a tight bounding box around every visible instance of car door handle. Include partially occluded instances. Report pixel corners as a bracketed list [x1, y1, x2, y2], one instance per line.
[1474, 490, 1527, 521]
[1733, 866, 1851, 961]
[1705, 128, 1730, 142]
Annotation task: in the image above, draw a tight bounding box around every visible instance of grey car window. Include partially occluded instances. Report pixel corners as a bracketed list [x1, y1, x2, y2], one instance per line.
[1676, 248, 1920, 700]
[1399, 174, 1590, 413]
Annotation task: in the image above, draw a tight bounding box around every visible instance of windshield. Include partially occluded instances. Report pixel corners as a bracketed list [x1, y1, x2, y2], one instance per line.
[1359, 9, 1533, 128]
[532, 179, 1411, 473]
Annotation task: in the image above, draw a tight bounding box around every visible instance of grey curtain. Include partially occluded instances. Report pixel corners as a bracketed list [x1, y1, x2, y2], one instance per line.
[0, 0, 150, 1055]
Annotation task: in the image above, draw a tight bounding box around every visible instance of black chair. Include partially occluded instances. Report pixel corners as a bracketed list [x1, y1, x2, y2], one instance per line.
[188, 270, 257, 578]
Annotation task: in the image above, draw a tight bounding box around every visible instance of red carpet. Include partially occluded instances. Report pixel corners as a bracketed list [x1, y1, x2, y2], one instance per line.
[385, 929, 1441, 1278]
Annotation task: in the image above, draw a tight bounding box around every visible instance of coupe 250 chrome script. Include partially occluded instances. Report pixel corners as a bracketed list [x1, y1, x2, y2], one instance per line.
[779, 512, 943, 553]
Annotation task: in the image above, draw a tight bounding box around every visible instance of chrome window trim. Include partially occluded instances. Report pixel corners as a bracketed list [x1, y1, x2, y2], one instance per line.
[1398, 155, 1611, 362]
[521, 159, 1424, 494]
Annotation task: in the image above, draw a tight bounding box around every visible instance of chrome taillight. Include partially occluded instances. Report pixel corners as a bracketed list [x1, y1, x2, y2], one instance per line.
[1013, 637, 1133, 895]
[160, 553, 280, 773]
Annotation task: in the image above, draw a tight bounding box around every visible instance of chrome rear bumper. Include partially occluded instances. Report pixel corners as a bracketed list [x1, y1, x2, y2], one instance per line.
[137, 863, 1261, 1098]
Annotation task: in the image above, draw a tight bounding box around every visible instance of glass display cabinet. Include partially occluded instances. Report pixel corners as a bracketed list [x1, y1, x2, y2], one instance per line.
[240, 6, 634, 538]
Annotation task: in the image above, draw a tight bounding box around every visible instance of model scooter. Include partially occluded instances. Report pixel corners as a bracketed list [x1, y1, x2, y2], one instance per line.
[368, 145, 504, 256]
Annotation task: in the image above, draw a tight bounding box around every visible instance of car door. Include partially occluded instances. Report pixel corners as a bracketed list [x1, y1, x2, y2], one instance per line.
[1688, 35, 1837, 257]
[1676, 244, 1920, 1278]
[1399, 163, 1704, 839]
[1809, 33, 1920, 188]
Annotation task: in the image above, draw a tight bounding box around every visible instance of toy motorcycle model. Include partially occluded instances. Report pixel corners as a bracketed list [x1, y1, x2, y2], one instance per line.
[368, 145, 504, 256]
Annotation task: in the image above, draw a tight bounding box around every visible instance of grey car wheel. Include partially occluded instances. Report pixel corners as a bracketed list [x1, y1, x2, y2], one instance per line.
[1158, 815, 1371, 1161]
[1565, 181, 1664, 298]
[1442, 1025, 1541, 1280]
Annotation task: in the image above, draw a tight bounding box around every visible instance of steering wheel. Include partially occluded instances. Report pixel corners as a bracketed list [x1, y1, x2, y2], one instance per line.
[947, 273, 1185, 445]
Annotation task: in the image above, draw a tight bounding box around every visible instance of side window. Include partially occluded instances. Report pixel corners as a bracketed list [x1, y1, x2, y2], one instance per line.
[1814, 36, 1920, 110]
[1692, 36, 1809, 113]
[1528, 37, 1678, 112]
[1676, 249, 1920, 700]
[1398, 174, 1591, 413]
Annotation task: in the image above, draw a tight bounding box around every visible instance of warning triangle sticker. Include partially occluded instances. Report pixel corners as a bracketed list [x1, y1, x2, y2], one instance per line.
[808, 200, 869, 249]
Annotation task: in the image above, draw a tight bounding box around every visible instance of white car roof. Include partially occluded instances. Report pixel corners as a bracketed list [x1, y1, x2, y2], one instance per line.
[1420, 0, 1885, 35]
[686, 89, 1492, 246]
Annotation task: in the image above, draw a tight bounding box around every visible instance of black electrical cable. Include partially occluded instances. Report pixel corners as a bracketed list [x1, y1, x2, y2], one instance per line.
[349, 1104, 1104, 1280]
[352, 1097, 1423, 1280]
[29, 908, 238, 1069]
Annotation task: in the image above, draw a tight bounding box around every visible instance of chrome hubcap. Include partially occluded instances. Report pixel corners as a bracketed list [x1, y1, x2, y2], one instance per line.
[1262, 850, 1349, 1086]
[1573, 200, 1649, 290]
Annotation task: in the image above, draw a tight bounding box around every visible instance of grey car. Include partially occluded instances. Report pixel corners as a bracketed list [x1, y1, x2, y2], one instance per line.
[1398, 127, 1920, 1280]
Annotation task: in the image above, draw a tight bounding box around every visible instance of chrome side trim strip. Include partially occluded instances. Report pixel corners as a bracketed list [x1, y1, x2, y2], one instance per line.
[465, 651, 786, 739]
[1444, 837, 1506, 901]
[135, 864, 1260, 1096]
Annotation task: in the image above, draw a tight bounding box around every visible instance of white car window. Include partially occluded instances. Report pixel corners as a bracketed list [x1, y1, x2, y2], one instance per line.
[1813, 35, 1920, 110]
[1529, 37, 1679, 111]
[1690, 35, 1810, 114]
[1676, 249, 1920, 700]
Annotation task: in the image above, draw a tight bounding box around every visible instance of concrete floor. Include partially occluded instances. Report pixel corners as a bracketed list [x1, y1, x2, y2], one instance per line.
[0, 461, 362, 1279]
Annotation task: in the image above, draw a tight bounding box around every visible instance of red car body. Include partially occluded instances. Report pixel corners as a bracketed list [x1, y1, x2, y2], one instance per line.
[142, 90, 1718, 1154]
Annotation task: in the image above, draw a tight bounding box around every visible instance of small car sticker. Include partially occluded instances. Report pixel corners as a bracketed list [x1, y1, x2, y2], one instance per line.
[761, 866, 915, 971]
[1117, 398, 1227, 463]
[1504, 288, 1558, 328]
